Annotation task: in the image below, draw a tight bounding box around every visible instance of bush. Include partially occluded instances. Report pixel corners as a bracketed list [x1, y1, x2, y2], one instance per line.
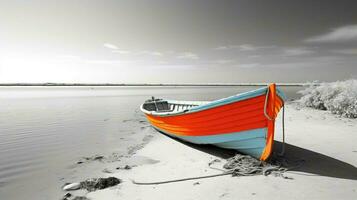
[298, 80, 357, 118]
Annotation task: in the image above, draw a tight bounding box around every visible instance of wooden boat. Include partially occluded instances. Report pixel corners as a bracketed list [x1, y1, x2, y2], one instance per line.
[140, 84, 285, 161]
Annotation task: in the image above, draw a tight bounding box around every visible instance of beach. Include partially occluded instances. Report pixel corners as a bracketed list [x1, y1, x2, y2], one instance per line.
[1, 87, 356, 199]
[86, 103, 357, 200]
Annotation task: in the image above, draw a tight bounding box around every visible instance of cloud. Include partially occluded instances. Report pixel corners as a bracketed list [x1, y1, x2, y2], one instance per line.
[215, 44, 275, 51]
[248, 55, 261, 58]
[210, 59, 234, 64]
[305, 25, 357, 43]
[237, 63, 261, 68]
[103, 43, 119, 50]
[283, 47, 315, 56]
[85, 59, 125, 65]
[148, 52, 162, 56]
[177, 52, 199, 60]
[111, 50, 162, 56]
[112, 50, 131, 54]
[214, 46, 235, 50]
[239, 44, 264, 51]
[255, 56, 343, 69]
[331, 48, 357, 55]
[139, 51, 163, 56]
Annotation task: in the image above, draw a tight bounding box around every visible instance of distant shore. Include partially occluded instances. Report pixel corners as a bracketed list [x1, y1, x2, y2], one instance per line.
[0, 83, 310, 87]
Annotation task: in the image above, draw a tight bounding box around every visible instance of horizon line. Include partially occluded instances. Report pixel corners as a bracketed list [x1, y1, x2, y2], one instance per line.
[0, 82, 311, 87]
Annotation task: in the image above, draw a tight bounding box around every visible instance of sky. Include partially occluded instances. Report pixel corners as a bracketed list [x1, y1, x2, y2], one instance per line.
[0, 0, 357, 83]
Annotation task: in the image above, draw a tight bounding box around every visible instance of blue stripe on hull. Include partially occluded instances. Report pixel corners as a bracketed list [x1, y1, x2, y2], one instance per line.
[187, 86, 285, 113]
[189, 87, 267, 112]
[214, 139, 266, 158]
[153, 127, 267, 159]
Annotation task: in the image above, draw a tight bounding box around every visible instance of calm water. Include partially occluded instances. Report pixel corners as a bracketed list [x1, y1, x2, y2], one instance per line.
[0, 86, 303, 199]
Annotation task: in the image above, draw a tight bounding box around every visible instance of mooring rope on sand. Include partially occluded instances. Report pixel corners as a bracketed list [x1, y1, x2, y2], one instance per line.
[131, 154, 302, 185]
[131, 172, 232, 185]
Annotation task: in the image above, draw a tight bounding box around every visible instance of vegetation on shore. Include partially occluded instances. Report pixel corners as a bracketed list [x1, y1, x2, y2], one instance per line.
[298, 79, 357, 118]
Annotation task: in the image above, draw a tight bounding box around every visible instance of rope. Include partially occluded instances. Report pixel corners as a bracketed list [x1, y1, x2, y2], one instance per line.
[131, 172, 232, 185]
[264, 87, 273, 121]
[131, 154, 292, 185]
[278, 105, 286, 156]
[263, 86, 286, 156]
[222, 154, 287, 177]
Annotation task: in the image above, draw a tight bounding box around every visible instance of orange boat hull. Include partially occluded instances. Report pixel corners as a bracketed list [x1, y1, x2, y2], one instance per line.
[142, 84, 284, 161]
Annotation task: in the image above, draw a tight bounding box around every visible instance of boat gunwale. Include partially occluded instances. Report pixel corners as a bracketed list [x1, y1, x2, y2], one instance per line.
[140, 85, 285, 117]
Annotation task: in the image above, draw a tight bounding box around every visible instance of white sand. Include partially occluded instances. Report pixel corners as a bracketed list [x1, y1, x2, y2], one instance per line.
[87, 103, 357, 200]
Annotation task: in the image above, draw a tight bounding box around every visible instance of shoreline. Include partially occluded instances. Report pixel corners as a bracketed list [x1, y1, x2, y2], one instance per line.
[0, 83, 309, 87]
[66, 103, 357, 200]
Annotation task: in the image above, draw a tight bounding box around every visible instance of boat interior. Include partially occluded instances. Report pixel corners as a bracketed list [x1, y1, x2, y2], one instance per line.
[142, 97, 208, 113]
